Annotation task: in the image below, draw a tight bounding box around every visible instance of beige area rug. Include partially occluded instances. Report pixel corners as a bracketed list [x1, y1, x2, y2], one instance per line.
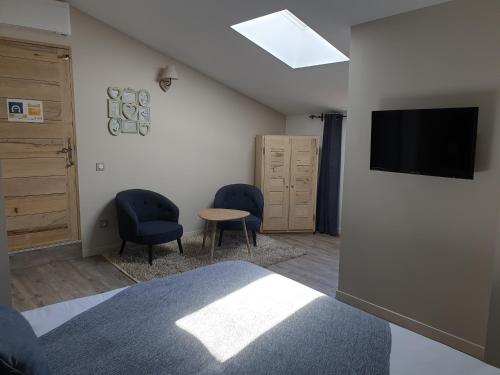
[104, 233, 307, 282]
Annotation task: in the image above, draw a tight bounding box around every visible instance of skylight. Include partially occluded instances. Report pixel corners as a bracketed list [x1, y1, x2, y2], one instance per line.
[231, 9, 349, 69]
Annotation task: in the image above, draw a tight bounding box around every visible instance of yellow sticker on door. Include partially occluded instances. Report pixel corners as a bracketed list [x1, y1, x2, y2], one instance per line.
[7, 99, 44, 123]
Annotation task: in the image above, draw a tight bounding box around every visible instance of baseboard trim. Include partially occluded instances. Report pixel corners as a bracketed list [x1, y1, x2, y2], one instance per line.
[336, 290, 485, 360]
[83, 243, 120, 257]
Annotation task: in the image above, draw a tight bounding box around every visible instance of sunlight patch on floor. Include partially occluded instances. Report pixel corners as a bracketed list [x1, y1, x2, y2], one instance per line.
[175, 274, 323, 362]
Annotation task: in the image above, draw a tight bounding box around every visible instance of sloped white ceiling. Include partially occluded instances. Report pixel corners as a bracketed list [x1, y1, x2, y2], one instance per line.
[69, 0, 450, 115]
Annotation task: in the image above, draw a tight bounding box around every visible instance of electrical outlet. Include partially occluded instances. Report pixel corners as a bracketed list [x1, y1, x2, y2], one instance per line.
[96, 162, 105, 171]
[99, 219, 109, 228]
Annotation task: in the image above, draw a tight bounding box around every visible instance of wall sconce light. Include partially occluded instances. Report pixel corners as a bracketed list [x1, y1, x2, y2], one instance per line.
[159, 65, 178, 92]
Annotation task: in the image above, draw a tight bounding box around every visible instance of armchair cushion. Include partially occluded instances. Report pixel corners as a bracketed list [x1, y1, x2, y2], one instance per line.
[137, 221, 183, 245]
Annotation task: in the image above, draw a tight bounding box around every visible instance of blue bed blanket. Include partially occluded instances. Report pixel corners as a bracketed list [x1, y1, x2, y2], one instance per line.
[40, 261, 391, 374]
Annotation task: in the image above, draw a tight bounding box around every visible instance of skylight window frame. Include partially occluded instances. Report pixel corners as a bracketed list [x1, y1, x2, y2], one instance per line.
[231, 9, 349, 69]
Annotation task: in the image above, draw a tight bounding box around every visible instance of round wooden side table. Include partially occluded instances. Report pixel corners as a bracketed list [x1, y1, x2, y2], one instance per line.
[198, 208, 252, 262]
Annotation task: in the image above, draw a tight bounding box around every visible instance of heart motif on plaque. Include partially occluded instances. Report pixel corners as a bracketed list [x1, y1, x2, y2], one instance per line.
[122, 103, 138, 120]
[139, 123, 150, 136]
[107, 87, 121, 100]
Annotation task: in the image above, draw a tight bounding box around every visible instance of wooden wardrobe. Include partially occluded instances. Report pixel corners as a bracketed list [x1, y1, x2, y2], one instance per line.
[255, 135, 320, 233]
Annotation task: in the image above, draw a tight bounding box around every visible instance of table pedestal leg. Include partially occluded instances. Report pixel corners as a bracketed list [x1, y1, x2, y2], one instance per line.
[210, 221, 217, 262]
[202, 220, 208, 249]
[241, 218, 252, 257]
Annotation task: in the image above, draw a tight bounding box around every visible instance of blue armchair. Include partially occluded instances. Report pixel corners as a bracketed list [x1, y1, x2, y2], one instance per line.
[214, 184, 264, 247]
[115, 189, 183, 265]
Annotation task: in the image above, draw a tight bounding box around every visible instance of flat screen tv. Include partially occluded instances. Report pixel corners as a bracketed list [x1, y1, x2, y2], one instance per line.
[370, 107, 478, 179]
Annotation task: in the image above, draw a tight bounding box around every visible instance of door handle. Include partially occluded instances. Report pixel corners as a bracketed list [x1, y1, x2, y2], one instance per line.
[58, 138, 75, 168]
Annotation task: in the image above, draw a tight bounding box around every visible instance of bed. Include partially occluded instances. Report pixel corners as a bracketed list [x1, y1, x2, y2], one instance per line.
[16, 261, 500, 375]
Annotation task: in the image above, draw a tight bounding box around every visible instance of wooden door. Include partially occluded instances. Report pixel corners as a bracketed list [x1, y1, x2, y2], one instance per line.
[0, 38, 80, 252]
[288, 137, 319, 231]
[262, 136, 291, 231]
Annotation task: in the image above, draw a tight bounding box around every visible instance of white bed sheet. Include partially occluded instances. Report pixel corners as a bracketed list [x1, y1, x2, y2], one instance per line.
[22, 287, 500, 375]
[22, 288, 127, 337]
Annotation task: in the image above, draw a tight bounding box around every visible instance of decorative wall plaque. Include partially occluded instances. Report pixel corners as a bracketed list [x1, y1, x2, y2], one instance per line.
[121, 120, 138, 134]
[138, 123, 150, 136]
[107, 87, 121, 100]
[138, 107, 150, 122]
[106, 87, 150, 136]
[108, 118, 121, 135]
[122, 88, 137, 103]
[108, 100, 121, 118]
[122, 103, 138, 120]
[137, 89, 150, 106]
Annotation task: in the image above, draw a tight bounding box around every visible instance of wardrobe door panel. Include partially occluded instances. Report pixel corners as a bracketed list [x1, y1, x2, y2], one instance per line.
[289, 137, 319, 231]
[262, 136, 290, 231]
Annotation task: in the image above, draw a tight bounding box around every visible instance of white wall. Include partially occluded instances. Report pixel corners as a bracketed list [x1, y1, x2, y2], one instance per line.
[338, 0, 500, 359]
[286, 115, 324, 139]
[0, 8, 285, 256]
[486, 218, 500, 366]
[286, 115, 346, 232]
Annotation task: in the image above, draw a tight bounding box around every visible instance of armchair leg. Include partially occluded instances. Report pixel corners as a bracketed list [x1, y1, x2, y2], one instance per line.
[148, 245, 153, 266]
[119, 240, 126, 254]
[177, 238, 183, 254]
[252, 230, 257, 246]
[218, 229, 224, 247]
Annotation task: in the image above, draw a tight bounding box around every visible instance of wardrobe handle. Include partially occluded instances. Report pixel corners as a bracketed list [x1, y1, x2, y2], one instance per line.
[291, 185, 295, 189]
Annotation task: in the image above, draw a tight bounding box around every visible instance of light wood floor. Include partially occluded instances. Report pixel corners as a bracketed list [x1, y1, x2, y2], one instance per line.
[11, 233, 340, 311]
[268, 233, 339, 296]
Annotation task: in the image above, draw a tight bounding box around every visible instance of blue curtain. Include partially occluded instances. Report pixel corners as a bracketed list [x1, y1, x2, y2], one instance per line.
[316, 113, 343, 236]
